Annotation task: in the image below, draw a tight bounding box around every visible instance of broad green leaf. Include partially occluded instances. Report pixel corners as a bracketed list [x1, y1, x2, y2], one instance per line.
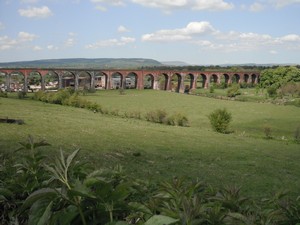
[50, 205, 78, 225]
[37, 201, 53, 225]
[68, 179, 95, 199]
[128, 202, 152, 215]
[227, 212, 247, 221]
[0, 187, 13, 198]
[66, 148, 80, 170]
[144, 215, 179, 225]
[21, 188, 57, 211]
[28, 199, 53, 225]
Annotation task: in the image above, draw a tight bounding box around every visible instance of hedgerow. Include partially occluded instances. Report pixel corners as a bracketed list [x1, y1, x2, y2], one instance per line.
[32, 89, 189, 127]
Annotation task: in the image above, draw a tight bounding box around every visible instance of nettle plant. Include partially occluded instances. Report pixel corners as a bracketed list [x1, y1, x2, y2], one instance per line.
[1, 136, 300, 225]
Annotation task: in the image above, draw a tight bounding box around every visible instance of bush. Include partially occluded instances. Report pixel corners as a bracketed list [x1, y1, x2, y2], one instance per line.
[124, 111, 142, 119]
[263, 125, 272, 139]
[227, 84, 241, 97]
[166, 113, 189, 127]
[17, 91, 27, 99]
[208, 108, 232, 133]
[86, 102, 102, 112]
[267, 85, 277, 97]
[279, 83, 299, 97]
[145, 109, 167, 123]
[294, 125, 300, 143]
[0, 90, 8, 98]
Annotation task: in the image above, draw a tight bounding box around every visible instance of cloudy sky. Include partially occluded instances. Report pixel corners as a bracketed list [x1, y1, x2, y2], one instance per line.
[0, 0, 299, 64]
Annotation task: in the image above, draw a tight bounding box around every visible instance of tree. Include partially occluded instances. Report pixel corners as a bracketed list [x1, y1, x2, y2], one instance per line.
[260, 66, 300, 89]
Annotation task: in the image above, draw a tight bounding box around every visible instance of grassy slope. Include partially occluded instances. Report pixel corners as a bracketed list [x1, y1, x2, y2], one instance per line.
[0, 90, 300, 197]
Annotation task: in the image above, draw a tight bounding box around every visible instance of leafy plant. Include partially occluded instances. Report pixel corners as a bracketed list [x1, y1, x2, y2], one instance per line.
[227, 84, 241, 97]
[208, 108, 232, 134]
[263, 125, 272, 139]
[294, 125, 300, 143]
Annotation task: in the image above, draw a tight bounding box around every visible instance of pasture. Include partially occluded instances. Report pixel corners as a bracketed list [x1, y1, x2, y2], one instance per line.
[0, 90, 300, 197]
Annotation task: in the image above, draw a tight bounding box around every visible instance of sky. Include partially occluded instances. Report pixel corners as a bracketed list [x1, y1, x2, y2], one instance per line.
[0, 0, 299, 65]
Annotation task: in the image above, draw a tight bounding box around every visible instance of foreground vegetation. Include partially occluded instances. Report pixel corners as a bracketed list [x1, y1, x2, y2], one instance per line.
[1, 136, 299, 225]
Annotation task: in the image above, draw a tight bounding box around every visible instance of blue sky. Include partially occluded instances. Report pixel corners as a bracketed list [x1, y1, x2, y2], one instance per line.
[0, 0, 299, 65]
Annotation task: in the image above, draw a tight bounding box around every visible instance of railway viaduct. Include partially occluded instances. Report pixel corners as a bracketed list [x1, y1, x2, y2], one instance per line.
[0, 68, 260, 93]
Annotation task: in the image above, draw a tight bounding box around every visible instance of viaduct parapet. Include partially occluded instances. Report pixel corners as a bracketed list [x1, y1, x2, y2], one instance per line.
[0, 68, 260, 93]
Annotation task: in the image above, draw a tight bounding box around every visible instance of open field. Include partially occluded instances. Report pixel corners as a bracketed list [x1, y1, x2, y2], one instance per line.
[1, 90, 300, 197]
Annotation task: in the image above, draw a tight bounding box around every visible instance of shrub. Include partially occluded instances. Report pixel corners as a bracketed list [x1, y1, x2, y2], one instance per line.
[208, 108, 232, 133]
[267, 85, 277, 97]
[33, 90, 44, 101]
[227, 84, 241, 97]
[175, 113, 189, 127]
[279, 83, 298, 97]
[294, 125, 300, 143]
[263, 125, 272, 139]
[17, 91, 27, 99]
[170, 113, 189, 127]
[86, 102, 102, 112]
[124, 111, 142, 119]
[0, 90, 8, 98]
[220, 82, 228, 89]
[145, 109, 167, 123]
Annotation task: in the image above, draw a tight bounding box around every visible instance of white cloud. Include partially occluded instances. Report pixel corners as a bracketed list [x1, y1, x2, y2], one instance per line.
[86, 36, 135, 49]
[270, 0, 300, 8]
[142, 21, 217, 42]
[64, 32, 77, 47]
[192, 0, 234, 11]
[141, 20, 300, 54]
[65, 38, 75, 47]
[91, 0, 125, 11]
[279, 34, 300, 41]
[0, 32, 38, 50]
[131, 0, 187, 8]
[18, 6, 53, 18]
[18, 31, 38, 42]
[90, 0, 233, 11]
[91, 0, 125, 6]
[20, 0, 39, 3]
[33, 45, 42, 51]
[0, 36, 16, 50]
[47, 45, 58, 50]
[131, 0, 234, 11]
[249, 2, 264, 11]
[118, 25, 130, 33]
[270, 50, 278, 54]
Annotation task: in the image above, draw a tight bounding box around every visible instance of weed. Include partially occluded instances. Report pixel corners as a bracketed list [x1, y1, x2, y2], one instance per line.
[263, 125, 273, 139]
[294, 125, 300, 143]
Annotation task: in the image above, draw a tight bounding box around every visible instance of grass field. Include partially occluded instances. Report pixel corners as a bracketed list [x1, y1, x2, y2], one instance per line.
[1, 90, 300, 197]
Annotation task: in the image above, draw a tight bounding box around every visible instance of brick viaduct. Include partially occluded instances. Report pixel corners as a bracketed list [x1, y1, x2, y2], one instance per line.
[0, 68, 260, 93]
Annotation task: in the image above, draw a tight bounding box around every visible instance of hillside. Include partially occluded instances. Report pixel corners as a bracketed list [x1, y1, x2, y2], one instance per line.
[1, 90, 300, 197]
[0, 58, 163, 69]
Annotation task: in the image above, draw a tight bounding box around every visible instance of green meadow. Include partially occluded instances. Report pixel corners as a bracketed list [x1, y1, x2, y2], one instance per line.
[1, 90, 300, 197]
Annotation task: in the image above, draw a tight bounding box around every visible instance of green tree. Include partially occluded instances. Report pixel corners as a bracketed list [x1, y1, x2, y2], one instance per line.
[260, 66, 300, 89]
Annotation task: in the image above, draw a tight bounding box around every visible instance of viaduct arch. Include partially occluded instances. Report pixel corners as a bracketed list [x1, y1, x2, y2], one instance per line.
[0, 68, 260, 93]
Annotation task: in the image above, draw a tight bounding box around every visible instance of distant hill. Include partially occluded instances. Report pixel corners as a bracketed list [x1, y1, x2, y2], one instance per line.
[0, 58, 163, 69]
[161, 61, 190, 66]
